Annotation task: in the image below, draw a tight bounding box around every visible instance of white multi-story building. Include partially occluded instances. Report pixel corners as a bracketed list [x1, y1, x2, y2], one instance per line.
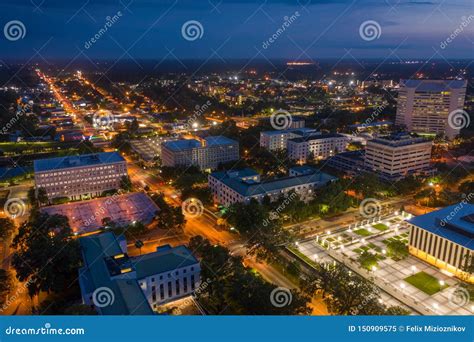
[79, 232, 201, 315]
[407, 203, 473, 283]
[208, 166, 336, 206]
[259, 128, 319, 151]
[395, 79, 467, 139]
[161, 136, 239, 170]
[34, 152, 127, 200]
[364, 133, 433, 180]
[287, 133, 347, 163]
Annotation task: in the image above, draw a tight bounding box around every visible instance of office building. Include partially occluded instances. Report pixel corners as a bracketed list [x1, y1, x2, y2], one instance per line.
[287, 133, 347, 163]
[395, 79, 467, 139]
[259, 128, 319, 151]
[407, 203, 473, 283]
[364, 133, 433, 180]
[208, 166, 336, 206]
[161, 136, 239, 170]
[79, 232, 201, 314]
[34, 152, 127, 200]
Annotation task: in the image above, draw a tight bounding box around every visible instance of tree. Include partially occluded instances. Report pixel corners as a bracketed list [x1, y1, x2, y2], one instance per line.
[0, 217, 16, 240]
[303, 263, 407, 315]
[0, 269, 14, 306]
[386, 240, 409, 260]
[358, 251, 378, 270]
[120, 175, 133, 192]
[188, 236, 311, 315]
[36, 187, 48, 205]
[11, 212, 81, 297]
[151, 193, 186, 231]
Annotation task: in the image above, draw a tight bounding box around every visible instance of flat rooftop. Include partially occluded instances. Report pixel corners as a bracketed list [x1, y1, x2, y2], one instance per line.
[204, 135, 238, 146]
[400, 79, 467, 92]
[211, 168, 336, 197]
[407, 203, 474, 249]
[369, 133, 430, 147]
[162, 139, 201, 152]
[289, 133, 343, 143]
[261, 128, 317, 136]
[34, 151, 124, 173]
[41, 192, 159, 234]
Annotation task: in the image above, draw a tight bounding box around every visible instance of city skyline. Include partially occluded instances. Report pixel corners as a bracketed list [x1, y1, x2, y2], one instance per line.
[0, 0, 473, 61]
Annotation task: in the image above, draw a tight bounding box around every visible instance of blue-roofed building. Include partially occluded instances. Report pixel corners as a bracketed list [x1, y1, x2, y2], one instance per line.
[34, 152, 127, 200]
[161, 136, 239, 170]
[209, 166, 337, 206]
[260, 128, 319, 151]
[407, 203, 474, 283]
[395, 79, 467, 139]
[79, 232, 201, 315]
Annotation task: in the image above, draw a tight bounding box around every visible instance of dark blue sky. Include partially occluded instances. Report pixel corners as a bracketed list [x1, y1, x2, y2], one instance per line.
[0, 0, 472, 61]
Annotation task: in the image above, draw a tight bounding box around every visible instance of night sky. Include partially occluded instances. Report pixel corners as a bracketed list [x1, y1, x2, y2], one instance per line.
[0, 0, 473, 61]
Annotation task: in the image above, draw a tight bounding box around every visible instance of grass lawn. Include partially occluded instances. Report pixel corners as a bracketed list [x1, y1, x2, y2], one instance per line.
[373, 223, 389, 231]
[354, 228, 372, 236]
[404, 271, 448, 295]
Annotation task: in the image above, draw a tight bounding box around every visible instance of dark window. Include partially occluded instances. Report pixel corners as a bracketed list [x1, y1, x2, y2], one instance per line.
[159, 284, 164, 300]
[168, 281, 172, 297]
[183, 277, 188, 292]
[151, 286, 156, 302]
[176, 279, 180, 295]
[191, 275, 195, 290]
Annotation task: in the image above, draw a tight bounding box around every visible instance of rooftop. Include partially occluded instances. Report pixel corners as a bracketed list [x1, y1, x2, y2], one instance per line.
[261, 128, 317, 136]
[369, 133, 430, 147]
[407, 203, 474, 249]
[400, 79, 467, 92]
[162, 139, 201, 152]
[204, 135, 238, 146]
[289, 133, 344, 143]
[211, 168, 336, 197]
[34, 152, 124, 173]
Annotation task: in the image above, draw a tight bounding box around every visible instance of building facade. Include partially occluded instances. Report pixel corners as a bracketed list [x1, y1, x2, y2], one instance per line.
[209, 166, 336, 206]
[395, 79, 467, 139]
[407, 203, 473, 283]
[287, 133, 347, 163]
[79, 232, 201, 315]
[259, 128, 319, 151]
[161, 136, 239, 170]
[364, 133, 433, 180]
[34, 152, 127, 200]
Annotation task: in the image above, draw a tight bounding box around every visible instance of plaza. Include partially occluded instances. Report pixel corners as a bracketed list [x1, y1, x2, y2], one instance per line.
[294, 212, 473, 315]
